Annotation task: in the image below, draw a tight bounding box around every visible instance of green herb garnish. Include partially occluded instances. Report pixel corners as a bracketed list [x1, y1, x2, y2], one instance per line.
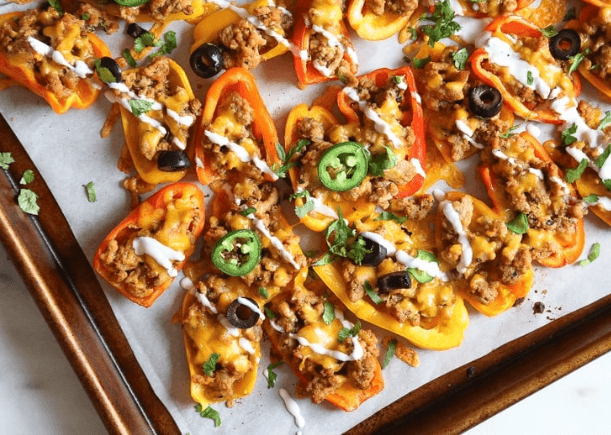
[451, 48, 468, 70]
[322, 302, 335, 325]
[368, 146, 397, 176]
[579, 242, 600, 266]
[566, 158, 589, 183]
[149, 30, 177, 58]
[569, 49, 589, 75]
[290, 190, 315, 218]
[0, 152, 14, 170]
[48, 0, 63, 15]
[526, 71, 534, 86]
[562, 123, 578, 145]
[123, 49, 137, 68]
[564, 7, 576, 21]
[266, 361, 283, 388]
[20, 170, 34, 185]
[541, 25, 558, 37]
[134, 32, 158, 53]
[196, 404, 221, 427]
[129, 99, 154, 117]
[94, 59, 116, 84]
[506, 212, 528, 234]
[583, 194, 599, 204]
[374, 211, 407, 224]
[85, 181, 97, 202]
[364, 281, 383, 305]
[264, 307, 276, 319]
[338, 321, 362, 343]
[600, 112, 611, 131]
[413, 56, 431, 69]
[259, 287, 269, 299]
[382, 339, 397, 369]
[203, 353, 220, 377]
[18, 189, 39, 215]
[240, 207, 256, 216]
[273, 139, 309, 178]
[422, 0, 461, 47]
[595, 145, 611, 168]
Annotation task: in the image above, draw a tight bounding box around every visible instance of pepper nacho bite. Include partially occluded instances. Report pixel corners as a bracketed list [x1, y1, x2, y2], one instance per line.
[103, 56, 202, 186]
[94, 183, 205, 307]
[194, 67, 280, 188]
[0, 6, 110, 114]
[346, 0, 418, 41]
[435, 192, 533, 316]
[66, 0, 210, 23]
[469, 14, 582, 124]
[479, 132, 586, 267]
[190, 0, 294, 78]
[448, 0, 535, 18]
[414, 42, 514, 162]
[313, 209, 470, 350]
[291, 0, 359, 86]
[263, 271, 384, 411]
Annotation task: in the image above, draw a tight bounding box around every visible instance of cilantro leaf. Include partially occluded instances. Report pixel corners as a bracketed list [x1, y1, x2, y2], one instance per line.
[579, 242, 600, 266]
[266, 361, 283, 388]
[322, 302, 335, 325]
[290, 190, 315, 218]
[562, 123, 578, 145]
[273, 139, 309, 178]
[566, 158, 589, 183]
[408, 27, 417, 40]
[196, 404, 221, 427]
[0, 152, 14, 170]
[600, 112, 611, 131]
[364, 281, 383, 305]
[451, 48, 468, 70]
[259, 287, 269, 299]
[382, 339, 397, 369]
[240, 207, 256, 216]
[85, 181, 97, 202]
[129, 99, 153, 117]
[338, 321, 361, 343]
[319, 209, 371, 265]
[413, 56, 431, 69]
[569, 49, 589, 75]
[564, 7, 576, 21]
[407, 250, 438, 284]
[526, 71, 534, 86]
[81, 13, 90, 20]
[123, 49, 137, 68]
[203, 353, 220, 377]
[506, 212, 528, 234]
[583, 194, 599, 204]
[48, 0, 63, 15]
[94, 59, 116, 84]
[541, 25, 558, 37]
[604, 179, 611, 192]
[264, 307, 276, 319]
[422, 0, 461, 47]
[500, 124, 519, 139]
[19, 169, 34, 185]
[368, 146, 397, 176]
[18, 189, 39, 215]
[375, 211, 407, 224]
[134, 32, 157, 53]
[150, 30, 177, 58]
[312, 251, 337, 266]
[595, 145, 611, 169]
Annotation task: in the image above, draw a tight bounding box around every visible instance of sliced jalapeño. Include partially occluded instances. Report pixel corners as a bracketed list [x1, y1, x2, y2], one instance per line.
[211, 229, 261, 276]
[317, 141, 368, 192]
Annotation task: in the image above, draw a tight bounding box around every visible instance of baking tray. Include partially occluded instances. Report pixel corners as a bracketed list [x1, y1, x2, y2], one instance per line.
[2, 109, 611, 435]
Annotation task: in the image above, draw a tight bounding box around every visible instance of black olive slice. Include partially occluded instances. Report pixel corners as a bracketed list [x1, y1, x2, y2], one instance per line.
[226, 297, 260, 329]
[468, 85, 502, 118]
[190, 43, 225, 79]
[376, 271, 412, 294]
[360, 238, 387, 267]
[127, 23, 148, 39]
[549, 29, 581, 61]
[157, 150, 191, 172]
[98, 57, 122, 83]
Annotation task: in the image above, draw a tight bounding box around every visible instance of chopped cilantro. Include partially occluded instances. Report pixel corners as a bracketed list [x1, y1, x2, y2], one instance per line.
[123, 49, 137, 68]
[564, 7, 576, 21]
[566, 159, 589, 183]
[20, 170, 34, 185]
[266, 361, 283, 388]
[203, 353, 220, 377]
[600, 112, 611, 131]
[94, 59, 116, 84]
[273, 139, 309, 178]
[264, 307, 276, 319]
[595, 145, 611, 169]
[85, 181, 97, 202]
[0, 152, 14, 170]
[321, 209, 371, 265]
[338, 321, 361, 343]
[338, 71, 347, 84]
[562, 123, 578, 145]
[526, 71, 534, 86]
[407, 27, 417, 40]
[412, 56, 431, 69]
[579, 242, 600, 266]
[451, 48, 468, 70]
[18, 189, 39, 215]
[196, 404, 221, 427]
[604, 179, 611, 191]
[541, 25, 558, 37]
[569, 49, 589, 75]
[407, 250, 438, 284]
[322, 302, 335, 325]
[304, 250, 319, 258]
[421, 0, 461, 47]
[368, 146, 397, 176]
[374, 211, 407, 224]
[290, 190, 315, 218]
[259, 287, 269, 299]
[393, 76, 403, 84]
[129, 99, 154, 117]
[382, 339, 397, 369]
[149, 30, 177, 58]
[583, 194, 599, 204]
[134, 32, 158, 53]
[48, 0, 63, 15]
[364, 281, 383, 305]
[81, 13, 90, 20]
[500, 124, 519, 139]
[506, 212, 528, 234]
[240, 207, 256, 216]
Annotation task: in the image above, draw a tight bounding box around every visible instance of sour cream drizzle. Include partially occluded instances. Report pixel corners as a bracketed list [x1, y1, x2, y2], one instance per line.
[132, 236, 184, 277]
[550, 97, 605, 153]
[279, 389, 306, 430]
[410, 158, 426, 178]
[455, 119, 484, 149]
[492, 148, 544, 179]
[566, 146, 611, 183]
[237, 296, 266, 321]
[591, 196, 611, 211]
[27, 37, 93, 78]
[238, 337, 256, 354]
[205, 130, 279, 180]
[342, 87, 403, 148]
[440, 201, 473, 275]
[295, 188, 338, 219]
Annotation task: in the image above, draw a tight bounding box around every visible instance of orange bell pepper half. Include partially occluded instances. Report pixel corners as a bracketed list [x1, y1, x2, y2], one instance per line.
[194, 67, 280, 187]
[64, 0, 212, 22]
[94, 183, 205, 307]
[0, 10, 110, 114]
[469, 15, 581, 124]
[479, 132, 585, 268]
[337, 66, 426, 196]
[346, 0, 414, 41]
[435, 192, 534, 316]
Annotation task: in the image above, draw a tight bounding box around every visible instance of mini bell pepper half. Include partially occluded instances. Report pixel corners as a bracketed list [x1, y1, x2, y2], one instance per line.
[65, 0, 212, 22]
[479, 132, 585, 268]
[194, 67, 280, 187]
[94, 183, 205, 307]
[0, 10, 110, 114]
[118, 58, 199, 186]
[446, 0, 534, 17]
[469, 15, 581, 124]
[346, 0, 414, 41]
[337, 66, 426, 196]
[435, 192, 534, 316]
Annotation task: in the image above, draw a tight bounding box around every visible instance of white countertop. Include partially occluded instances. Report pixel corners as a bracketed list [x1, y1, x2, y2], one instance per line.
[1, 241, 610, 435]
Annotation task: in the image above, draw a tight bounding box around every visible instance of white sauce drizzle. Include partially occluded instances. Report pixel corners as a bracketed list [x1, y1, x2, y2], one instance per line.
[295, 188, 338, 219]
[526, 123, 541, 138]
[342, 87, 403, 148]
[594, 196, 611, 211]
[433, 189, 446, 201]
[360, 232, 397, 256]
[550, 97, 605, 151]
[311, 24, 358, 67]
[191, 288, 218, 314]
[454, 16, 491, 45]
[218, 314, 240, 337]
[166, 108, 195, 127]
[565, 146, 611, 183]
[440, 201, 473, 275]
[455, 119, 485, 149]
[238, 338, 255, 354]
[410, 158, 426, 178]
[204, 130, 279, 180]
[396, 76, 408, 90]
[27, 37, 93, 79]
[237, 297, 266, 321]
[278, 389, 306, 430]
[132, 236, 184, 277]
[493, 148, 544, 179]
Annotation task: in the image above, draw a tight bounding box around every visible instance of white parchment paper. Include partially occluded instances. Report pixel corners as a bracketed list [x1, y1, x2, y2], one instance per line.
[1, 1, 609, 434]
